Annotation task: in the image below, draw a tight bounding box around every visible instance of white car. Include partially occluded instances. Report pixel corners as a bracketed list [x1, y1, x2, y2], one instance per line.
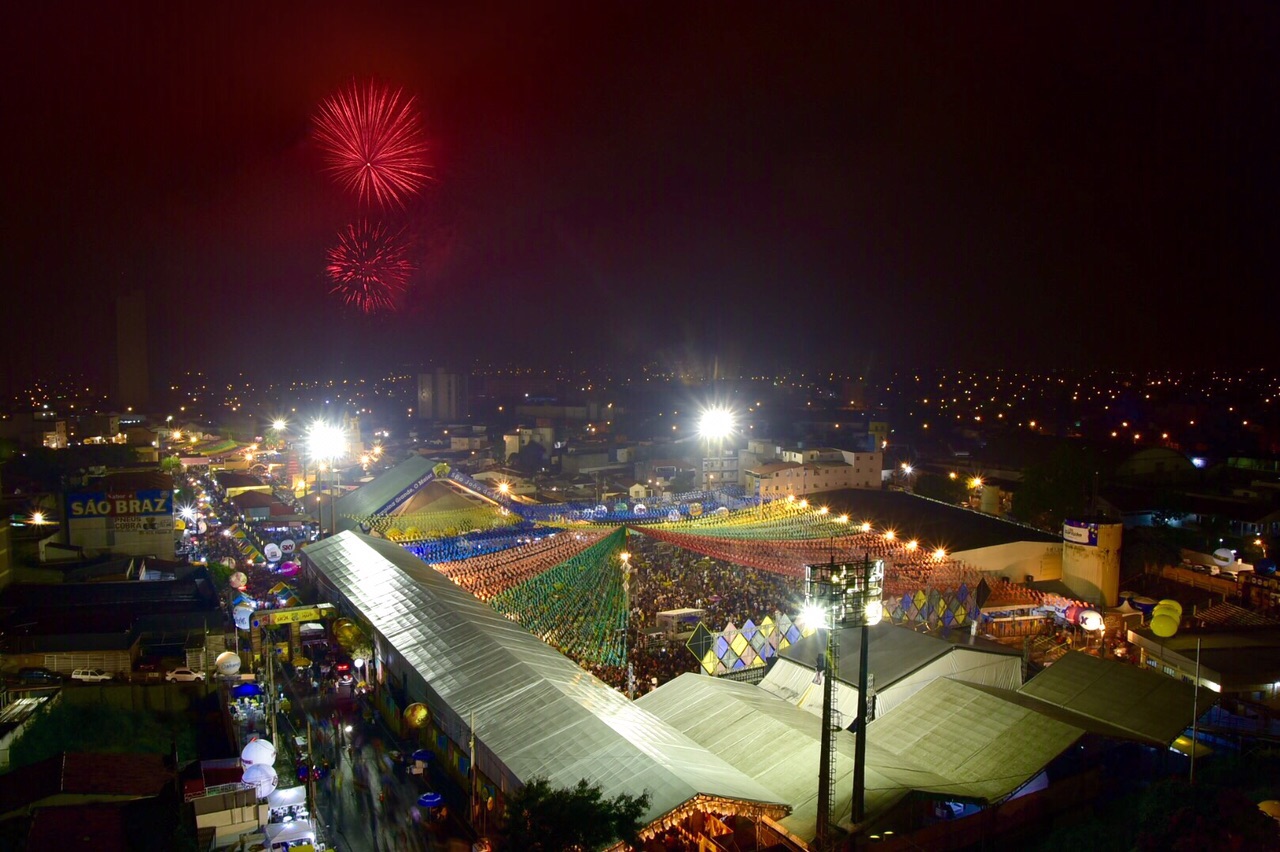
[71, 668, 113, 683]
[165, 667, 206, 682]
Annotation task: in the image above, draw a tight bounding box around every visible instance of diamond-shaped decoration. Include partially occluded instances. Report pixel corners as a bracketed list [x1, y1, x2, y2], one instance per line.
[913, 589, 927, 610]
[975, 578, 992, 608]
[730, 633, 749, 656]
[749, 630, 768, 652]
[741, 619, 758, 641]
[713, 635, 730, 657]
[957, 583, 970, 603]
[785, 625, 801, 643]
[740, 646, 757, 666]
[686, 623, 716, 660]
[700, 650, 718, 674]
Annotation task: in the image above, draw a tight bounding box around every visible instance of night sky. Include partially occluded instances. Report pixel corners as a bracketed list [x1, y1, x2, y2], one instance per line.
[3, 4, 1277, 388]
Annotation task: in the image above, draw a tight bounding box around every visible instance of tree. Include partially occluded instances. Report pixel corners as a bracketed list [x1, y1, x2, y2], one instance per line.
[8, 702, 197, 771]
[160, 455, 183, 475]
[914, 471, 967, 504]
[501, 777, 650, 851]
[1010, 444, 1103, 531]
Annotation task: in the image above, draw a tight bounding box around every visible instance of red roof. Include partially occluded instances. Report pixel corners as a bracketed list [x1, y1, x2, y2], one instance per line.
[231, 490, 274, 509]
[0, 752, 175, 813]
[26, 804, 129, 851]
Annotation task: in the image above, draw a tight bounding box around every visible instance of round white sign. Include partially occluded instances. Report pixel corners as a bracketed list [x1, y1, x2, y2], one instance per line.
[280, 539, 296, 554]
[263, 543, 282, 562]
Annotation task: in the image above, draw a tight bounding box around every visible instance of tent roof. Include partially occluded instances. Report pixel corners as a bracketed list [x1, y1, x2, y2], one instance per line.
[301, 532, 785, 826]
[637, 673, 951, 838]
[333, 455, 435, 529]
[1017, 651, 1216, 745]
[639, 673, 1084, 837]
[868, 677, 1084, 803]
[777, 622, 1019, 690]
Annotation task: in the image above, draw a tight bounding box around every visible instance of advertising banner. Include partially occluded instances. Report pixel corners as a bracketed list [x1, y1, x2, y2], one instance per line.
[67, 490, 173, 518]
[1062, 520, 1098, 546]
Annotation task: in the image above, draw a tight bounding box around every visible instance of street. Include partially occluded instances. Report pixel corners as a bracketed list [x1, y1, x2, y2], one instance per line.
[276, 681, 478, 852]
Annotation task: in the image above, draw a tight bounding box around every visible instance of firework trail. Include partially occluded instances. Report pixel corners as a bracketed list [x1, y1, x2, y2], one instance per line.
[314, 80, 430, 208]
[326, 220, 416, 313]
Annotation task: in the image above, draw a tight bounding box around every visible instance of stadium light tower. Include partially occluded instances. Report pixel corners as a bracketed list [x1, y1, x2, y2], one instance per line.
[306, 420, 346, 536]
[697, 406, 736, 491]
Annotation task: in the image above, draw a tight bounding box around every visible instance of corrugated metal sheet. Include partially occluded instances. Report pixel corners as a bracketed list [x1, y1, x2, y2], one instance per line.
[871, 677, 1083, 802]
[332, 456, 435, 530]
[1018, 651, 1213, 745]
[302, 532, 785, 825]
[639, 673, 1082, 838]
[638, 672, 955, 839]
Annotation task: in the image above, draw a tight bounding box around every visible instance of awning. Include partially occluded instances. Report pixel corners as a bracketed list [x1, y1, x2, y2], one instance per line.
[267, 785, 307, 808]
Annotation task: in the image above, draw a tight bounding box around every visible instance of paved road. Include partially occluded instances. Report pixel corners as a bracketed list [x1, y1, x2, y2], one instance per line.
[277, 685, 478, 851]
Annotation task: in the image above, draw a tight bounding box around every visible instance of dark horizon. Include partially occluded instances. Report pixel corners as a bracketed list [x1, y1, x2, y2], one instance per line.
[4, 4, 1278, 392]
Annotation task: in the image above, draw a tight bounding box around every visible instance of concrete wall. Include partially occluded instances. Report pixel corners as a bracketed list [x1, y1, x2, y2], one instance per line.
[952, 541, 1064, 583]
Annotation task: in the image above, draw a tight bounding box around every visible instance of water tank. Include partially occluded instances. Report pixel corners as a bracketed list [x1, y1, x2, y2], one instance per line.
[1061, 520, 1122, 606]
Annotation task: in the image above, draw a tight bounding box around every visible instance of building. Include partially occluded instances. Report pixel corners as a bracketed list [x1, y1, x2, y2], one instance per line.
[0, 411, 69, 449]
[0, 752, 181, 850]
[114, 289, 150, 411]
[417, 368, 469, 421]
[63, 471, 176, 559]
[745, 451, 882, 499]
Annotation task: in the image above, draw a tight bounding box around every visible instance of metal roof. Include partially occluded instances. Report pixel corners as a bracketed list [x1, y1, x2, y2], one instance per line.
[639, 673, 1084, 838]
[819, 490, 1060, 552]
[301, 532, 785, 826]
[777, 622, 1020, 690]
[637, 672, 952, 838]
[332, 455, 435, 530]
[869, 677, 1084, 803]
[1017, 651, 1216, 745]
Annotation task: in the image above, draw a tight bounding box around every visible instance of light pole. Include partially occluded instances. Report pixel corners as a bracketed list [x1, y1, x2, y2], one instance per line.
[851, 553, 884, 826]
[801, 569, 839, 849]
[804, 553, 884, 845]
[698, 406, 736, 492]
[305, 420, 346, 537]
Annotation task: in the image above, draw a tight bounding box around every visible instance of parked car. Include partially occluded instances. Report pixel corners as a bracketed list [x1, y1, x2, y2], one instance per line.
[165, 667, 206, 682]
[18, 667, 62, 684]
[71, 668, 113, 682]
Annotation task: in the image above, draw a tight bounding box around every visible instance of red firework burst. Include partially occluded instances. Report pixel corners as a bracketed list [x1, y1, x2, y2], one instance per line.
[314, 81, 430, 208]
[326, 220, 416, 313]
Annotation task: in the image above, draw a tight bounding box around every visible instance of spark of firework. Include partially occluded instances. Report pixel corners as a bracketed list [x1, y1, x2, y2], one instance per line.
[325, 220, 416, 313]
[313, 80, 430, 208]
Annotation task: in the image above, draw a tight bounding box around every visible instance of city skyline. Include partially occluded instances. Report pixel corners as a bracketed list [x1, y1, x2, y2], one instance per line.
[3, 4, 1277, 389]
